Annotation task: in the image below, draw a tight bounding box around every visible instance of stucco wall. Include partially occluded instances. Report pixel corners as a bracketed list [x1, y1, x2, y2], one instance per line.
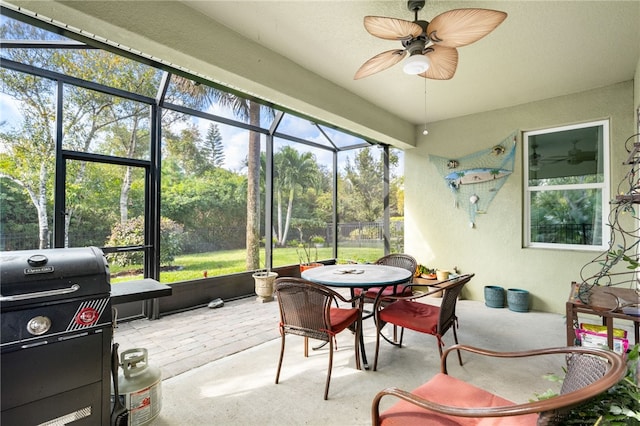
[636, 56, 640, 122]
[405, 81, 634, 314]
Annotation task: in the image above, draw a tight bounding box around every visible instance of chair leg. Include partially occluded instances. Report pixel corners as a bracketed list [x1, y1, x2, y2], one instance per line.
[354, 316, 362, 370]
[452, 325, 463, 366]
[373, 318, 382, 371]
[437, 336, 444, 360]
[275, 333, 286, 384]
[324, 338, 334, 400]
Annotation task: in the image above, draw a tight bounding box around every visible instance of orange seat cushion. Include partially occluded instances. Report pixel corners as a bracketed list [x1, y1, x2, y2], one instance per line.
[329, 307, 359, 334]
[379, 373, 539, 426]
[354, 285, 412, 299]
[378, 300, 440, 334]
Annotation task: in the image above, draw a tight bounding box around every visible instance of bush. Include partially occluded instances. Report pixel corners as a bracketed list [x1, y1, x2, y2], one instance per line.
[160, 217, 184, 265]
[106, 216, 184, 267]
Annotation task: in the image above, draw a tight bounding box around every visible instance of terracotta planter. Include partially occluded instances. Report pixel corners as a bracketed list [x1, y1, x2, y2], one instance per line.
[253, 271, 278, 303]
[299, 263, 323, 273]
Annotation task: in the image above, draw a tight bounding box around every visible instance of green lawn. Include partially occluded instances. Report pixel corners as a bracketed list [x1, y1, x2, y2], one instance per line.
[110, 246, 383, 284]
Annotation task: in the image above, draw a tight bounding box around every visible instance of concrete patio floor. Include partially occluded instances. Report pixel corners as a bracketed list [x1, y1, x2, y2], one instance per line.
[112, 293, 635, 425]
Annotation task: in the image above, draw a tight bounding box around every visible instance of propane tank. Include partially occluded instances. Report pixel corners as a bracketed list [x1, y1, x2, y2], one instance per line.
[116, 348, 162, 426]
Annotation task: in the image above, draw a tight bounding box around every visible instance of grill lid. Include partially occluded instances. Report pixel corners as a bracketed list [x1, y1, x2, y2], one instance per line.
[0, 247, 110, 307]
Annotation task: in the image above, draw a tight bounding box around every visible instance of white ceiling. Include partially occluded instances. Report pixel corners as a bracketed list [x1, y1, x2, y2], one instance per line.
[183, 1, 640, 126]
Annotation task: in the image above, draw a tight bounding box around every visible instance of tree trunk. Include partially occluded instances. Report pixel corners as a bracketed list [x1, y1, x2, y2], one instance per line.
[276, 189, 283, 245]
[120, 119, 139, 224]
[282, 187, 294, 245]
[120, 165, 132, 224]
[245, 101, 261, 270]
[37, 162, 49, 249]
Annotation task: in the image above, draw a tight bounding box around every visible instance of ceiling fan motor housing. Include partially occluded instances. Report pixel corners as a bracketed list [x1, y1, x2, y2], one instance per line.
[408, 0, 426, 13]
[401, 19, 429, 54]
[403, 37, 426, 55]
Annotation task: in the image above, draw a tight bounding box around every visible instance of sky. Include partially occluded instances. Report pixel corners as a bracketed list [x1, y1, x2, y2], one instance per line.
[0, 13, 403, 176]
[0, 88, 404, 180]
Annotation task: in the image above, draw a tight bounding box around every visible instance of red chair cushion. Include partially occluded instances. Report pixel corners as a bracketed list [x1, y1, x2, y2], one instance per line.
[378, 300, 440, 334]
[329, 307, 359, 334]
[379, 373, 539, 426]
[354, 285, 412, 299]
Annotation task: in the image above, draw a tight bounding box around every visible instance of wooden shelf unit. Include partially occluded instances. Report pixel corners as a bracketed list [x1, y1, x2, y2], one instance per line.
[566, 283, 639, 349]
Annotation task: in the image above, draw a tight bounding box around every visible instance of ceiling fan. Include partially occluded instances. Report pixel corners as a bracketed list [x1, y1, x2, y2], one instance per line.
[529, 143, 543, 171]
[530, 141, 597, 170]
[566, 141, 597, 165]
[354, 0, 507, 80]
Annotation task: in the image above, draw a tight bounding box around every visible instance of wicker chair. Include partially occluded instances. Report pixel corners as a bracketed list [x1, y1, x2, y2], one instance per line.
[354, 254, 418, 304]
[274, 277, 362, 400]
[352, 254, 418, 344]
[373, 274, 474, 371]
[371, 345, 627, 426]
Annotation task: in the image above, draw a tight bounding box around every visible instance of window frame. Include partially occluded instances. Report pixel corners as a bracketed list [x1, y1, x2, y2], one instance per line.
[523, 120, 610, 251]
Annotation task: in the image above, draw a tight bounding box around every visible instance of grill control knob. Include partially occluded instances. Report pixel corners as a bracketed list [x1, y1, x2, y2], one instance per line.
[27, 316, 51, 336]
[27, 254, 48, 267]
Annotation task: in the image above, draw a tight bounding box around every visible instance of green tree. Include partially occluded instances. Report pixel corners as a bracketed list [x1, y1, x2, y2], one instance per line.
[201, 123, 225, 168]
[161, 167, 246, 250]
[0, 19, 162, 247]
[340, 147, 398, 222]
[0, 72, 55, 249]
[172, 77, 270, 270]
[273, 146, 319, 246]
[0, 178, 39, 250]
[163, 125, 206, 176]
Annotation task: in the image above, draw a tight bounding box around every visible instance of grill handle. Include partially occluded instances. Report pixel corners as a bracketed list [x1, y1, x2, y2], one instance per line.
[0, 283, 80, 302]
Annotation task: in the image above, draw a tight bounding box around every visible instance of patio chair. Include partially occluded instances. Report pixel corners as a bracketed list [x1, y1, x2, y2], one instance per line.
[274, 277, 362, 400]
[352, 254, 417, 343]
[373, 274, 474, 371]
[371, 344, 627, 426]
[354, 254, 418, 304]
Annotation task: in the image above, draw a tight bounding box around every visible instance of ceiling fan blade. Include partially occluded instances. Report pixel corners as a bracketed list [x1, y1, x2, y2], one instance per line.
[364, 16, 422, 41]
[419, 45, 458, 80]
[354, 49, 406, 80]
[426, 9, 507, 48]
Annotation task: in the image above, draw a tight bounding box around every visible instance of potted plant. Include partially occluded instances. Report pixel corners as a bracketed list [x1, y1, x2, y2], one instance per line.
[297, 238, 323, 272]
[415, 264, 437, 279]
[535, 344, 639, 424]
[253, 266, 278, 303]
[311, 235, 325, 248]
[413, 265, 446, 297]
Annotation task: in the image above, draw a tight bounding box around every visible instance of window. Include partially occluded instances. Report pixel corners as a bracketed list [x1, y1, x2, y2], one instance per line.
[524, 120, 609, 250]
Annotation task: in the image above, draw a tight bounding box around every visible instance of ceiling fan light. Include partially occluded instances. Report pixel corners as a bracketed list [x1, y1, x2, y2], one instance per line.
[403, 54, 430, 74]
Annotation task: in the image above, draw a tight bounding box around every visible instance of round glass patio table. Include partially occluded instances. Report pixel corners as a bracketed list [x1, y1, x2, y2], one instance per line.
[300, 264, 412, 288]
[301, 264, 412, 369]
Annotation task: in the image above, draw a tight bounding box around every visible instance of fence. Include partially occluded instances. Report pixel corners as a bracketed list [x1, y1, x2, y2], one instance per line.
[531, 223, 596, 245]
[1, 221, 405, 253]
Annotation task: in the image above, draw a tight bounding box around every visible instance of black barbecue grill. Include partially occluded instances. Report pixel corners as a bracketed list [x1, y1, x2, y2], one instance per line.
[1, 247, 113, 425]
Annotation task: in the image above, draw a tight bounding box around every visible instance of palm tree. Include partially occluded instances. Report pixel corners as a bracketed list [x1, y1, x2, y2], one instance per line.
[274, 146, 318, 246]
